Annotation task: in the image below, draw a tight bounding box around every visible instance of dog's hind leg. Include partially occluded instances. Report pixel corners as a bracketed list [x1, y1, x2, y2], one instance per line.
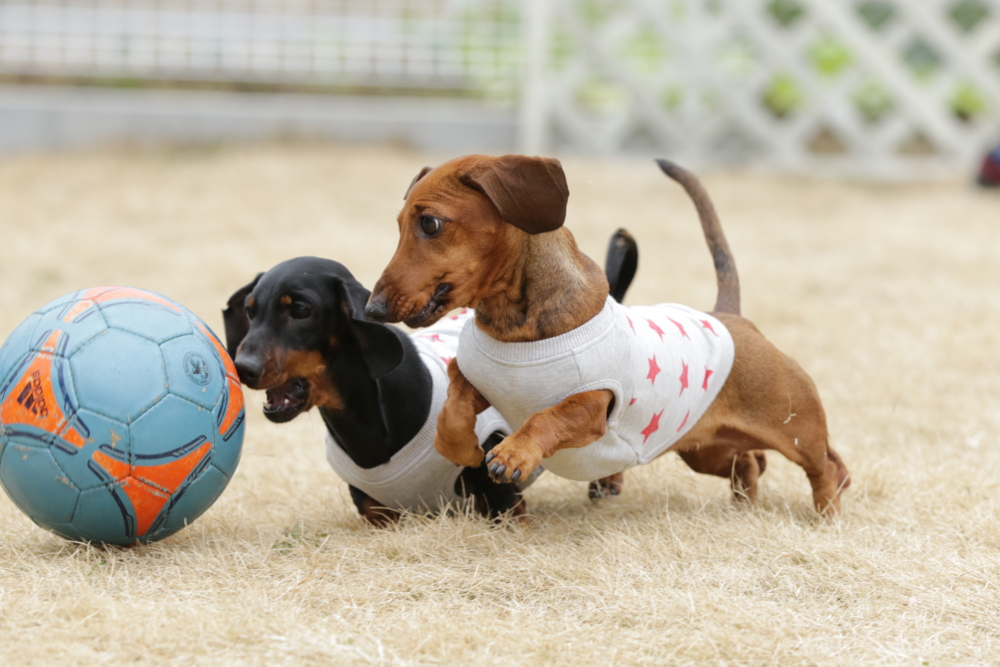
[588, 472, 624, 499]
[349, 486, 402, 527]
[676, 445, 766, 502]
[685, 314, 850, 515]
[692, 411, 848, 516]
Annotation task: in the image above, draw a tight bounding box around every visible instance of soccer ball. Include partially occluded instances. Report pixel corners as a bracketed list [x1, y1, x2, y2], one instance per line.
[0, 287, 245, 545]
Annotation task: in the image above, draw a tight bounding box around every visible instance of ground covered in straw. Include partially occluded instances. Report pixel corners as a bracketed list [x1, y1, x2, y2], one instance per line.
[1, 144, 998, 666]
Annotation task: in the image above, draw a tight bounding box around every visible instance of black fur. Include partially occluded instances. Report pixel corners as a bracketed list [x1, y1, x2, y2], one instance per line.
[223, 257, 525, 519]
[605, 228, 638, 303]
[223, 230, 639, 522]
[224, 257, 430, 469]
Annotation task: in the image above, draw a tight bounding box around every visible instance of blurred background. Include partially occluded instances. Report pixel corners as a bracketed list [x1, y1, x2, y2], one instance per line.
[1, 0, 999, 179]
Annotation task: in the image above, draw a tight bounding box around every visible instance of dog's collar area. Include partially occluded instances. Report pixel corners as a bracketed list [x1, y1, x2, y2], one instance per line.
[466, 296, 618, 363]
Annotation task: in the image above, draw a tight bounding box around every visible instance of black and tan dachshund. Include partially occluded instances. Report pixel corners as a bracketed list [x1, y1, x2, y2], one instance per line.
[222, 231, 638, 525]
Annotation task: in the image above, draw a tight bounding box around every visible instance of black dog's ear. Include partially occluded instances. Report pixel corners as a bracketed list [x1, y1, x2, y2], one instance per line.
[605, 228, 638, 304]
[222, 273, 262, 359]
[330, 276, 405, 380]
[404, 166, 433, 200]
[460, 155, 569, 234]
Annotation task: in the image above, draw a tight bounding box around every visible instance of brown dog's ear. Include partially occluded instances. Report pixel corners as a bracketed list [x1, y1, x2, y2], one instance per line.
[460, 155, 569, 234]
[404, 166, 433, 200]
[222, 273, 263, 359]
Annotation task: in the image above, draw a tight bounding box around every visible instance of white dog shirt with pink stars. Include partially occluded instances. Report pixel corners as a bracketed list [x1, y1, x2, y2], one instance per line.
[456, 297, 734, 481]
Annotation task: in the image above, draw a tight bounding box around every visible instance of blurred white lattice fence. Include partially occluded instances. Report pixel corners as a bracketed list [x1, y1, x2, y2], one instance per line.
[522, 0, 1000, 177]
[0, 0, 521, 95]
[1, 0, 999, 177]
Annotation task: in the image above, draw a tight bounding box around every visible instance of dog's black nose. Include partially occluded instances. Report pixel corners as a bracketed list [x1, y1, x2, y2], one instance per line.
[365, 295, 388, 322]
[234, 357, 262, 388]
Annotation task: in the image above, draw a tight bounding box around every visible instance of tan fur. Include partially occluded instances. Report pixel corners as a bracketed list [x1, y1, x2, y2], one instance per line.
[254, 348, 344, 412]
[435, 360, 492, 467]
[356, 496, 402, 527]
[670, 314, 849, 513]
[370, 155, 849, 516]
[370, 154, 607, 336]
[474, 389, 614, 478]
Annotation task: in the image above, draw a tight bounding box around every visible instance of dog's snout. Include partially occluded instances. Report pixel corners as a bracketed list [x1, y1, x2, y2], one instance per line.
[234, 356, 263, 388]
[365, 294, 389, 322]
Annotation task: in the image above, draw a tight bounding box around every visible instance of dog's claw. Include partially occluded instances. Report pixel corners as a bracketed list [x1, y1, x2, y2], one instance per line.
[485, 452, 495, 464]
[511, 469, 522, 482]
[494, 465, 507, 477]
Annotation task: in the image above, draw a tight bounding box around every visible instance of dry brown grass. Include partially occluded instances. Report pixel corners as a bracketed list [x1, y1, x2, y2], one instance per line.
[1, 144, 999, 666]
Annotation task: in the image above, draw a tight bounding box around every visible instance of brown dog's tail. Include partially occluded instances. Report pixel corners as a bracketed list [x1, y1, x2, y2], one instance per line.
[655, 159, 741, 315]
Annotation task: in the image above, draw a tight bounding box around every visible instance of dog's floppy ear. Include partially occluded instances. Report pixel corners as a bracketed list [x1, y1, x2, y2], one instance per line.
[404, 166, 433, 200]
[330, 275, 405, 380]
[222, 273, 262, 359]
[460, 155, 569, 234]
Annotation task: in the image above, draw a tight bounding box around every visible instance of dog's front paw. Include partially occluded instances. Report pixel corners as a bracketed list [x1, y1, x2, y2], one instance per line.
[484, 436, 543, 484]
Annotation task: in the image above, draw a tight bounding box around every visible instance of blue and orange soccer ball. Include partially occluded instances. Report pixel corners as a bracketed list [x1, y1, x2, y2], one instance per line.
[0, 287, 245, 545]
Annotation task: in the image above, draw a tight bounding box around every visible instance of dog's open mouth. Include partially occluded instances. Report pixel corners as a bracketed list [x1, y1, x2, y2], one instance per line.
[262, 377, 310, 423]
[404, 283, 452, 328]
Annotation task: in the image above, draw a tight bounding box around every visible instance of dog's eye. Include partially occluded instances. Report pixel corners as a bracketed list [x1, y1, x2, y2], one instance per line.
[290, 303, 312, 320]
[418, 215, 442, 237]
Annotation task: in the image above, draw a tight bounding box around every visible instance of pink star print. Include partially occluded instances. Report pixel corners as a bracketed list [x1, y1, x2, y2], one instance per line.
[641, 410, 664, 444]
[700, 319, 718, 336]
[647, 319, 665, 341]
[679, 361, 689, 396]
[676, 409, 690, 432]
[441, 356, 453, 365]
[668, 318, 690, 339]
[702, 368, 714, 390]
[626, 316, 635, 333]
[646, 355, 661, 385]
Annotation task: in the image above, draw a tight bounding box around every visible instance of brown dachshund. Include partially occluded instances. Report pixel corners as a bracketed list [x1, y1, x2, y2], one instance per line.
[365, 155, 850, 515]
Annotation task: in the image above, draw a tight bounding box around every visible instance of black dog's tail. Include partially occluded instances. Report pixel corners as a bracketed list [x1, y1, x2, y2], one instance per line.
[605, 228, 638, 304]
[655, 159, 741, 315]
